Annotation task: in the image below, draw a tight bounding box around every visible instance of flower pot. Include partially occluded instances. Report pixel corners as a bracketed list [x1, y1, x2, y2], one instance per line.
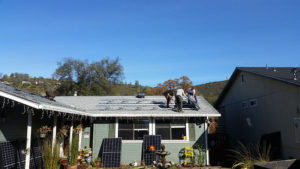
[40, 133, 46, 138]
[95, 160, 101, 167]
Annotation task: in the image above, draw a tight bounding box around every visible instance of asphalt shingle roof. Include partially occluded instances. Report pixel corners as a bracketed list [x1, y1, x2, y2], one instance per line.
[55, 96, 220, 117]
[237, 67, 300, 86]
[0, 82, 220, 117]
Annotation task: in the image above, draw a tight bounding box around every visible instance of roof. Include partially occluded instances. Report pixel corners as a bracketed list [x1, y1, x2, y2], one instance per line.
[55, 96, 221, 118]
[0, 82, 88, 116]
[214, 67, 300, 107]
[0, 82, 220, 118]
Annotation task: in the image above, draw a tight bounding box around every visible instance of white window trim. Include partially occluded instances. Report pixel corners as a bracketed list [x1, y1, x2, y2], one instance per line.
[115, 118, 190, 143]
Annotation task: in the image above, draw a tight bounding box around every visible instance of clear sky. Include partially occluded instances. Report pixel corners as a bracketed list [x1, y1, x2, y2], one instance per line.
[0, 0, 299, 86]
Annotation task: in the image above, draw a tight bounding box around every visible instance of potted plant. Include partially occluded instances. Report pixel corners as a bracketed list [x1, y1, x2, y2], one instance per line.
[75, 124, 83, 134]
[57, 125, 69, 142]
[38, 126, 52, 138]
[95, 157, 101, 168]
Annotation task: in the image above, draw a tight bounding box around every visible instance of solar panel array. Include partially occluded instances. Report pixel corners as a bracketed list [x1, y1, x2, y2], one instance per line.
[101, 138, 122, 168]
[142, 135, 161, 166]
[0, 140, 42, 169]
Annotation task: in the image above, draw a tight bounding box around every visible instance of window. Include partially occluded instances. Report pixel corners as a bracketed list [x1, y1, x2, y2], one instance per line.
[241, 101, 248, 109]
[155, 120, 187, 140]
[249, 99, 258, 108]
[118, 119, 149, 140]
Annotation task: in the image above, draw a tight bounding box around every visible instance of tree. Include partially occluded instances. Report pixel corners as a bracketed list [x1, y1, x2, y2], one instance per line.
[163, 79, 178, 90]
[53, 57, 124, 96]
[178, 76, 192, 91]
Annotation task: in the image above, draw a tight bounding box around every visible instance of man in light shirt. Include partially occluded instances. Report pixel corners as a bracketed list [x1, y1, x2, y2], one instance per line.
[175, 88, 187, 112]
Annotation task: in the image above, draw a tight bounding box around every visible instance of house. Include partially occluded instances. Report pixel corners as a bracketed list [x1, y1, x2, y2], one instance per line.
[55, 95, 220, 164]
[214, 67, 300, 159]
[0, 82, 220, 168]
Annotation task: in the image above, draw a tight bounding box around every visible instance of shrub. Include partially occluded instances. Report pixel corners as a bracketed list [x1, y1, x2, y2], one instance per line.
[231, 141, 271, 169]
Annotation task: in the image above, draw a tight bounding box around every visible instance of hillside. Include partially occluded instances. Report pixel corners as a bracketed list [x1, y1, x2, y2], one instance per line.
[195, 80, 228, 105]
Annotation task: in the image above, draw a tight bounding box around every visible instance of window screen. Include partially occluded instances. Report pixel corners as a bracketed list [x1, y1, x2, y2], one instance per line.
[118, 119, 149, 140]
[155, 119, 186, 140]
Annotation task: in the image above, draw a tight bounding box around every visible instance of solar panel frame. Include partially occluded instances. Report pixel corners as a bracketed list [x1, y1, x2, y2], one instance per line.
[142, 135, 161, 166]
[101, 138, 122, 168]
[0, 140, 43, 169]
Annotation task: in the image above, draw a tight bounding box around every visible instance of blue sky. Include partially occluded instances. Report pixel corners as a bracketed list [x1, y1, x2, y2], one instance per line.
[0, 0, 299, 86]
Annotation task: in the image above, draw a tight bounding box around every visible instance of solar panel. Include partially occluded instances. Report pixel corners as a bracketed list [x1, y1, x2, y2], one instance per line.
[101, 138, 122, 168]
[0, 140, 43, 169]
[0, 141, 19, 169]
[142, 135, 161, 166]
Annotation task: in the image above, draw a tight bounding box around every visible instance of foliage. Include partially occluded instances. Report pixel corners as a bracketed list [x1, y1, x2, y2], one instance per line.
[196, 145, 206, 166]
[54, 57, 124, 96]
[230, 141, 271, 169]
[195, 80, 228, 104]
[68, 133, 79, 165]
[42, 138, 60, 169]
[38, 125, 52, 134]
[146, 76, 193, 95]
[57, 125, 69, 142]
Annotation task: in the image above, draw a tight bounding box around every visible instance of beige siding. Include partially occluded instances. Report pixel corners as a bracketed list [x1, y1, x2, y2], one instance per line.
[218, 71, 300, 159]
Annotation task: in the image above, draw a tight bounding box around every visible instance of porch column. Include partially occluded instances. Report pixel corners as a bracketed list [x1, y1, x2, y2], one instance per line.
[52, 113, 57, 153]
[78, 121, 82, 150]
[204, 116, 210, 166]
[60, 119, 64, 157]
[25, 110, 32, 169]
[69, 119, 74, 156]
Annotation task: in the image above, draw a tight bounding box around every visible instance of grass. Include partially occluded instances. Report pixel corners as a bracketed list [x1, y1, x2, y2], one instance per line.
[68, 133, 79, 165]
[42, 138, 60, 169]
[230, 141, 271, 169]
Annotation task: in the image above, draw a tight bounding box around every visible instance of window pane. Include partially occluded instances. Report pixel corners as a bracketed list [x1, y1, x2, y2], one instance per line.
[134, 130, 148, 140]
[118, 130, 133, 140]
[171, 119, 185, 126]
[119, 120, 133, 129]
[135, 120, 149, 129]
[172, 128, 186, 140]
[156, 128, 170, 140]
[118, 119, 149, 140]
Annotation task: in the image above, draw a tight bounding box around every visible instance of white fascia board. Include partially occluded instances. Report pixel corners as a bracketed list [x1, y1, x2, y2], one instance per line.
[0, 91, 88, 116]
[41, 104, 88, 116]
[0, 91, 41, 109]
[90, 113, 221, 118]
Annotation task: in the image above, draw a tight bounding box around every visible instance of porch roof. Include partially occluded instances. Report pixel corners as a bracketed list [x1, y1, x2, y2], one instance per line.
[55, 95, 220, 118]
[0, 82, 88, 116]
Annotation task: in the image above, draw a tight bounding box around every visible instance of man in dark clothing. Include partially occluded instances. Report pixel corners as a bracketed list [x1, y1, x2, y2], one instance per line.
[163, 90, 174, 108]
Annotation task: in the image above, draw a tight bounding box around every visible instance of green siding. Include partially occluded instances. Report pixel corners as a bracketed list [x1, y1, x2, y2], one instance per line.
[92, 121, 111, 158]
[92, 119, 206, 165]
[81, 126, 91, 149]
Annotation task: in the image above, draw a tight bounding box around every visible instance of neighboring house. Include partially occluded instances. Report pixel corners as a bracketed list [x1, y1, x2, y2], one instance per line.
[214, 67, 300, 159]
[0, 82, 220, 168]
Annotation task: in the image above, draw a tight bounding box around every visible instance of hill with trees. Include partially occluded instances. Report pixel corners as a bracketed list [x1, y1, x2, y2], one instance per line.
[195, 80, 228, 104]
[0, 57, 227, 104]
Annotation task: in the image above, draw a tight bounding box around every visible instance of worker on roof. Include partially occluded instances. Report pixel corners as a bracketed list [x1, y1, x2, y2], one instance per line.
[175, 88, 187, 112]
[163, 90, 175, 108]
[187, 86, 200, 110]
